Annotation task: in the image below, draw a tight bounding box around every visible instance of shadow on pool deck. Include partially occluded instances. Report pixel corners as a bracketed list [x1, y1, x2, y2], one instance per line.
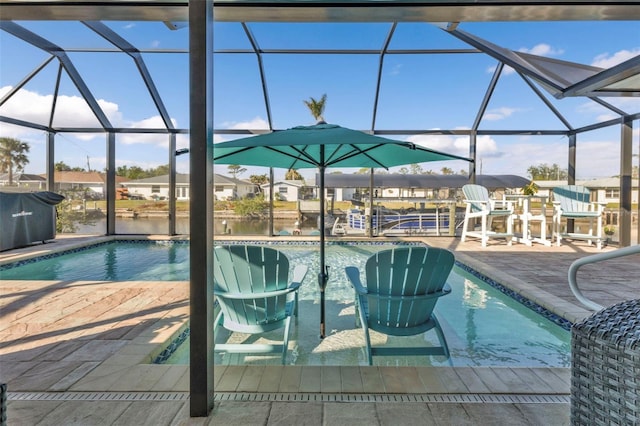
[1, 234, 639, 425]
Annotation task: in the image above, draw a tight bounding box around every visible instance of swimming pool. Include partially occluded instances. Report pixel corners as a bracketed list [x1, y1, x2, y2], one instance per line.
[0, 240, 190, 281]
[1, 240, 571, 367]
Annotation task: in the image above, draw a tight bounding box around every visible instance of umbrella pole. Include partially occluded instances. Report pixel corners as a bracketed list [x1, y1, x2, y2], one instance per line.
[369, 168, 374, 237]
[319, 162, 328, 339]
[269, 167, 274, 236]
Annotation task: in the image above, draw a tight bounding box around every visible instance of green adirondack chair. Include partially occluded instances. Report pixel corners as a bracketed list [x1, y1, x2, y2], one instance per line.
[345, 246, 454, 365]
[461, 184, 514, 247]
[213, 245, 308, 364]
[552, 185, 604, 249]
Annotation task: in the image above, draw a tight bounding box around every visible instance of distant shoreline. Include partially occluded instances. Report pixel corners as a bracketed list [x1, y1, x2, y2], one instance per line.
[113, 209, 302, 220]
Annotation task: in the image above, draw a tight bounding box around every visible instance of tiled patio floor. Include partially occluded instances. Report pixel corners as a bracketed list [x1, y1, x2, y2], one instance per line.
[1, 234, 638, 425]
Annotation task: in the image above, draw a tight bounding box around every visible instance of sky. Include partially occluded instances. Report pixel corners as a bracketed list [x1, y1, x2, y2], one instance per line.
[0, 20, 639, 182]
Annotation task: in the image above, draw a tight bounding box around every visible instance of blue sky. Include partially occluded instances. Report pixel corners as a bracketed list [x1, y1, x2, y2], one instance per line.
[0, 20, 639, 181]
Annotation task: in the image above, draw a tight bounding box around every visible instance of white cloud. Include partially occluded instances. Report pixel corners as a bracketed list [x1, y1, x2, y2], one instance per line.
[518, 43, 564, 57]
[0, 87, 185, 147]
[576, 97, 640, 122]
[223, 117, 270, 130]
[475, 135, 501, 158]
[405, 132, 619, 179]
[474, 135, 625, 179]
[407, 133, 457, 153]
[0, 86, 122, 136]
[490, 43, 564, 76]
[212, 117, 269, 145]
[483, 107, 519, 121]
[406, 132, 500, 159]
[389, 64, 402, 76]
[487, 63, 518, 76]
[596, 113, 619, 122]
[592, 48, 640, 69]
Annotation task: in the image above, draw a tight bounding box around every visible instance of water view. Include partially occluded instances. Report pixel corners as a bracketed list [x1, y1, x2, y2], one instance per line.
[74, 217, 310, 236]
[71, 216, 633, 244]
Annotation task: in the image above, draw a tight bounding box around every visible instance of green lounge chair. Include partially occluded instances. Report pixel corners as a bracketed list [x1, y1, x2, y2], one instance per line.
[213, 245, 308, 364]
[552, 185, 604, 249]
[345, 246, 454, 365]
[461, 184, 514, 247]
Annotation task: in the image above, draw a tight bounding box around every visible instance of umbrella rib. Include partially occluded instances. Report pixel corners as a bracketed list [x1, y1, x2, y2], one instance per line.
[215, 145, 321, 168]
[213, 145, 254, 162]
[327, 143, 394, 169]
[331, 141, 470, 166]
[282, 145, 320, 168]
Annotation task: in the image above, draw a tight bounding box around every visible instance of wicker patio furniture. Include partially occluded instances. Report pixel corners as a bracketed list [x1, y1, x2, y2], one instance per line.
[571, 299, 640, 425]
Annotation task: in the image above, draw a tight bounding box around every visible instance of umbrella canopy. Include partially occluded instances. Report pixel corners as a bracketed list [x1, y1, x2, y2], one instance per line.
[213, 123, 469, 170]
[214, 123, 471, 338]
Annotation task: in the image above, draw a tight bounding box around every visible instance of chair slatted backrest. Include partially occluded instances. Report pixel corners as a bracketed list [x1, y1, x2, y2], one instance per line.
[214, 245, 290, 326]
[553, 185, 591, 213]
[364, 247, 454, 331]
[462, 184, 489, 213]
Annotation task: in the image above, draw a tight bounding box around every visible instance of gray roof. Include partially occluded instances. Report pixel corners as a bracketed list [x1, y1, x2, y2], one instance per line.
[0, 173, 46, 182]
[316, 174, 531, 190]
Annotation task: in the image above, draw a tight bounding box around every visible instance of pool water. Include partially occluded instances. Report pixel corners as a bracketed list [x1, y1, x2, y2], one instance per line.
[0, 241, 190, 281]
[174, 243, 570, 367]
[1, 240, 571, 367]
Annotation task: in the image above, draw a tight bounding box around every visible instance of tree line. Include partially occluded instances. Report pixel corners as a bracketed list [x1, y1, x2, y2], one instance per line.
[3, 136, 637, 187]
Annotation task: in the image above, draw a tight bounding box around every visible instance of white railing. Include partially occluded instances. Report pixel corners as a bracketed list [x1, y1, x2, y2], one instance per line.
[568, 244, 640, 311]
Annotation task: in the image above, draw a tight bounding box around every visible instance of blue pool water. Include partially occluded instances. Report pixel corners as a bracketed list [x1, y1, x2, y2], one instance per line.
[0, 240, 190, 281]
[1, 240, 571, 367]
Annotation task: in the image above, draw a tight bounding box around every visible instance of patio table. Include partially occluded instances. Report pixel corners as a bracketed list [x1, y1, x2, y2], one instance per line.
[504, 194, 551, 246]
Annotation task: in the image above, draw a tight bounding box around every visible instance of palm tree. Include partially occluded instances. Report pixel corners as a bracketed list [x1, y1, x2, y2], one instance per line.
[227, 164, 247, 179]
[303, 94, 327, 123]
[285, 169, 303, 181]
[0, 137, 30, 185]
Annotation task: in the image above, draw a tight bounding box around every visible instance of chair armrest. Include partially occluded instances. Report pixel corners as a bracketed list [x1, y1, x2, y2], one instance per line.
[375, 289, 451, 302]
[490, 198, 513, 210]
[345, 266, 367, 294]
[288, 282, 301, 291]
[214, 286, 297, 300]
[291, 264, 308, 287]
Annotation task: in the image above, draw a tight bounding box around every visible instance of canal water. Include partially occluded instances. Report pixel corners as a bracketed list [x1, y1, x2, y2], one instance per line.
[74, 217, 312, 236]
[71, 216, 635, 242]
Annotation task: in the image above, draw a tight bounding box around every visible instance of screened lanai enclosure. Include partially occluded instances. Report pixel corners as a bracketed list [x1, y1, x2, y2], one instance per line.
[1, 3, 639, 243]
[1, 0, 640, 416]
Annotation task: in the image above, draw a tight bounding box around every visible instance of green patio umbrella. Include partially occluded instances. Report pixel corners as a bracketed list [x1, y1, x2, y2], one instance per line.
[213, 123, 471, 338]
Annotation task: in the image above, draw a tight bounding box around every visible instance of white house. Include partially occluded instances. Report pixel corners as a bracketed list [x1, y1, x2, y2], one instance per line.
[535, 179, 639, 204]
[581, 177, 639, 204]
[123, 173, 258, 201]
[0, 173, 46, 191]
[261, 180, 313, 201]
[44, 171, 128, 199]
[123, 173, 190, 200]
[213, 174, 258, 200]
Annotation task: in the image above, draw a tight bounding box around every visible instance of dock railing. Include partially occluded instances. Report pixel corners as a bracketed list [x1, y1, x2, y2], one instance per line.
[568, 244, 640, 311]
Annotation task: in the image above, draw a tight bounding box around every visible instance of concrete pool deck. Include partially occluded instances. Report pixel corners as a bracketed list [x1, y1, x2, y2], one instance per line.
[1, 234, 638, 425]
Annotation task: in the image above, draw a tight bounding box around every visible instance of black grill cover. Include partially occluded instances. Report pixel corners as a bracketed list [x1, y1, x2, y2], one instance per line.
[1, 191, 65, 251]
